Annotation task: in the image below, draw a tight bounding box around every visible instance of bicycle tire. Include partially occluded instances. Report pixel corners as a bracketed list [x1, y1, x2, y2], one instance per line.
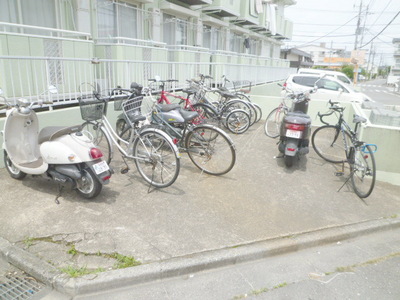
[185, 124, 236, 175]
[311, 125, 352, 163]
[81, 121, 112, 164]
[264, 107, 285, 138]
[252, 103, 262, 123]
[223, 100, 256, 126]
[350, 145, 376, 198]
[235, 94, 262, 124]
[192, 103, 220, 126]
[133, 130, 180, 188]
[225, 109, 250, 134]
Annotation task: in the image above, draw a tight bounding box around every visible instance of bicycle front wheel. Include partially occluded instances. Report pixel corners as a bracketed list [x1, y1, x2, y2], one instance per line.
[264, 107, 285, 138]
[350, 145, 376, 198]
[133, 131, 180, 188]
[311, 125, 352, 163]
[81, 121, 112, 164]
[185, 125, 236, 175]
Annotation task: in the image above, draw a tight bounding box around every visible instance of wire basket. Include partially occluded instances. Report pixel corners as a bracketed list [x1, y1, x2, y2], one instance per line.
[79, 98, 106, 121]
[233, 80, 252, 94]
[122, 96, 148, 126]
[113, 94, 130, 111]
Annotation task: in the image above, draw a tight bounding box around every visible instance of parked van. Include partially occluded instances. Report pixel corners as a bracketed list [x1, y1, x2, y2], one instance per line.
[297, 68, 353, 86]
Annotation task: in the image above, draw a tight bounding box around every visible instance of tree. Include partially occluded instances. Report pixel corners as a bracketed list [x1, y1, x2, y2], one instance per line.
[341, 65, 354, 80]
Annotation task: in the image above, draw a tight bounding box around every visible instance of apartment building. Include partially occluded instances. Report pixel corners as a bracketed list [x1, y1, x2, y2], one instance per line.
[0, 0, 295, 101]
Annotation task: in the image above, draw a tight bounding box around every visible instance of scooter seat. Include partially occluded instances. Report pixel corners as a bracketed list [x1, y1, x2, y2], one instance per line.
[179, 108, 199, 122]
[38, 125, 81, 144]
[284, 112, 311, 125]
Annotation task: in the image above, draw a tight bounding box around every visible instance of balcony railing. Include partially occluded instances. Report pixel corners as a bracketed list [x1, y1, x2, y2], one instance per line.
[0, 22, 91, 41]
[0, 55, 295, 113]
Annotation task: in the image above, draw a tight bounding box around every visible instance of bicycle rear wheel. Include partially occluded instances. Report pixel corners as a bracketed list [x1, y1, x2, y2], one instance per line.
[264, 107, 285, 138]
[311, 125, 351, 163]
[185, 125, 236, 175]
[225, 109, 250, 134]
[133, 130, 180, 188]
[81, 121, 112, 164]
[350, 145, 376, 198]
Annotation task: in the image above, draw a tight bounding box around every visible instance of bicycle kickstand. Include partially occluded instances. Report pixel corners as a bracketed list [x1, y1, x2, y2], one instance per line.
[334, 161, 345, 177]
[337, 169, 355, 192]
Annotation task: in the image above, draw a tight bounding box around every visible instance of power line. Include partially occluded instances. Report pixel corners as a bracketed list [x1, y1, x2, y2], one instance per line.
[360, 10, 400, 48]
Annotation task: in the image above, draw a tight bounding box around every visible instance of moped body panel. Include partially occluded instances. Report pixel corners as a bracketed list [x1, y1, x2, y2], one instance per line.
[40, 133, 94, 164]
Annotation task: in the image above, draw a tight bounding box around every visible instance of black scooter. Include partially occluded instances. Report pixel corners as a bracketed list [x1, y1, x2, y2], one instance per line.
[278, 89, 314, 167]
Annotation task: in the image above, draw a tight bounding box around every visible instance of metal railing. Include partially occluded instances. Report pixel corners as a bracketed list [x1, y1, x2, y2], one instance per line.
[0, 55, 295, 111]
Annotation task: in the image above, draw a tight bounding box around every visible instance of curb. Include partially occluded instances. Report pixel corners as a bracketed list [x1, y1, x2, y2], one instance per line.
[1, 217, 400, 297]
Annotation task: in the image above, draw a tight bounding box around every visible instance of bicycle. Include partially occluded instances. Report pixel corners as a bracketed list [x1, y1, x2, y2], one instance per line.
[264, 93, 290, 138]
[119, 85, 237, 176]
[151, 77, 251, 135]
[311, 100, 377, 198]
[78, 86, 181, 188]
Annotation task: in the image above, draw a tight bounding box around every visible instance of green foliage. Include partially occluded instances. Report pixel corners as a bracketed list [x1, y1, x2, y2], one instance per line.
[67, 245, 78, 256]
[341, 65, 354, 80]
[60, 265, 105, 278]
[110, 253, 141, 269]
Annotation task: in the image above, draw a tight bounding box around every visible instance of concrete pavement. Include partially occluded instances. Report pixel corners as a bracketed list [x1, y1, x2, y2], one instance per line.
[1, 123, 399, 298]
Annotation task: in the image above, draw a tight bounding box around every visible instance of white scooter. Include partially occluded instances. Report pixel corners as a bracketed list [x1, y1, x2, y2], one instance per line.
[0, 87, 111, 199]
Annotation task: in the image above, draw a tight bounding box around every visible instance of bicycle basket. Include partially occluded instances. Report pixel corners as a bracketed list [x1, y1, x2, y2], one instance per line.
[122, 96, 144, 125]
[233, 80, 252, 94]
[113, 94, 130, 111]
[79, 98, 106, 121]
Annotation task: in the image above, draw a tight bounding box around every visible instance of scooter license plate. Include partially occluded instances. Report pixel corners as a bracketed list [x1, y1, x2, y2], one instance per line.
[286, 130, 301, 139]
[93, 161, 109, 175]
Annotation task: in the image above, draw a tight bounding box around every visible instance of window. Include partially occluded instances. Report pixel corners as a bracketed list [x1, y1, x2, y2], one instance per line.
[292, 76, 317, 87]
[163, 14, 187, 45]
[203, 25, 220, 51]
[97, 0, 138, 39]
[317, 79, 346, 92]
[0, 0, 57, 35]
[229, 32, 242, 53]
[337, 75, 351, 85]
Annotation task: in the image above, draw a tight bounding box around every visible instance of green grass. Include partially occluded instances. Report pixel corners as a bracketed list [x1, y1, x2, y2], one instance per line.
[59, 265, 105, 278]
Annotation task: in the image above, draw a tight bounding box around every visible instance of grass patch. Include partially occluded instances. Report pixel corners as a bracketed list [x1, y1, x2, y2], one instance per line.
[59, 265, 105, 278]
[109, 253, 141, 269]
[67, 245, 78, 256]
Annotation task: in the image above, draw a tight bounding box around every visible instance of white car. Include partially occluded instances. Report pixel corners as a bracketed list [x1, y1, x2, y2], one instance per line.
[283, 74, 371, 103]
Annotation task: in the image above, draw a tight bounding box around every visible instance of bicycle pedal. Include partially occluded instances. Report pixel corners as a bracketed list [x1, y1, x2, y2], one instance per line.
[120, 167, 129, 174]
[335, 172, 344, 177]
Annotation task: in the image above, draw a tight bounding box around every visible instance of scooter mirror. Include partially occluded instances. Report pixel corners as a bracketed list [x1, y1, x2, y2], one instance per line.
[154, 75, 161, 82]
[48, 85, 58, 94]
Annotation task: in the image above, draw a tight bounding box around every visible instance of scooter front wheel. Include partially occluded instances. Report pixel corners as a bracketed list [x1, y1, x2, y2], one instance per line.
[3, 150, 26, 180]
[76, 167, 102, 199]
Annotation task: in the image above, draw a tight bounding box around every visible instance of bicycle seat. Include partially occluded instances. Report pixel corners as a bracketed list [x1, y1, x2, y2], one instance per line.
[157, 103, 181, 112]
[179, 108, 199, 122]
[38, 125, 82, 144]
[182, 88, 197, 96]
[353, 115, 367, 124]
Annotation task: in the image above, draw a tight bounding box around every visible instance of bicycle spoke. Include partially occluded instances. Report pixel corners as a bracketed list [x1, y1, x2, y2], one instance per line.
[350, 146, 376, 198]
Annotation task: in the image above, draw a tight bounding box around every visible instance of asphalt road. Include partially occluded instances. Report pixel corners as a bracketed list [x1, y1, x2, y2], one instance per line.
[358, 79, 400, 105]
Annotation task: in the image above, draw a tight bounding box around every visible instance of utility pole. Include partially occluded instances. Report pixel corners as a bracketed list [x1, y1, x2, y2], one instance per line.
[366, 41, 373, 80]
[353, 0, 363, 84]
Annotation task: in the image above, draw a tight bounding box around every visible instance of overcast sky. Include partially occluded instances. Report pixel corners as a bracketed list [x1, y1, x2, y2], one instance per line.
[284, 0, 400, 66]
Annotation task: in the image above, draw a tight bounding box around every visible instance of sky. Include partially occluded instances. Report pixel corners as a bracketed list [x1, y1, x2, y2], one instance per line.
[284, 0, 400, 66]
